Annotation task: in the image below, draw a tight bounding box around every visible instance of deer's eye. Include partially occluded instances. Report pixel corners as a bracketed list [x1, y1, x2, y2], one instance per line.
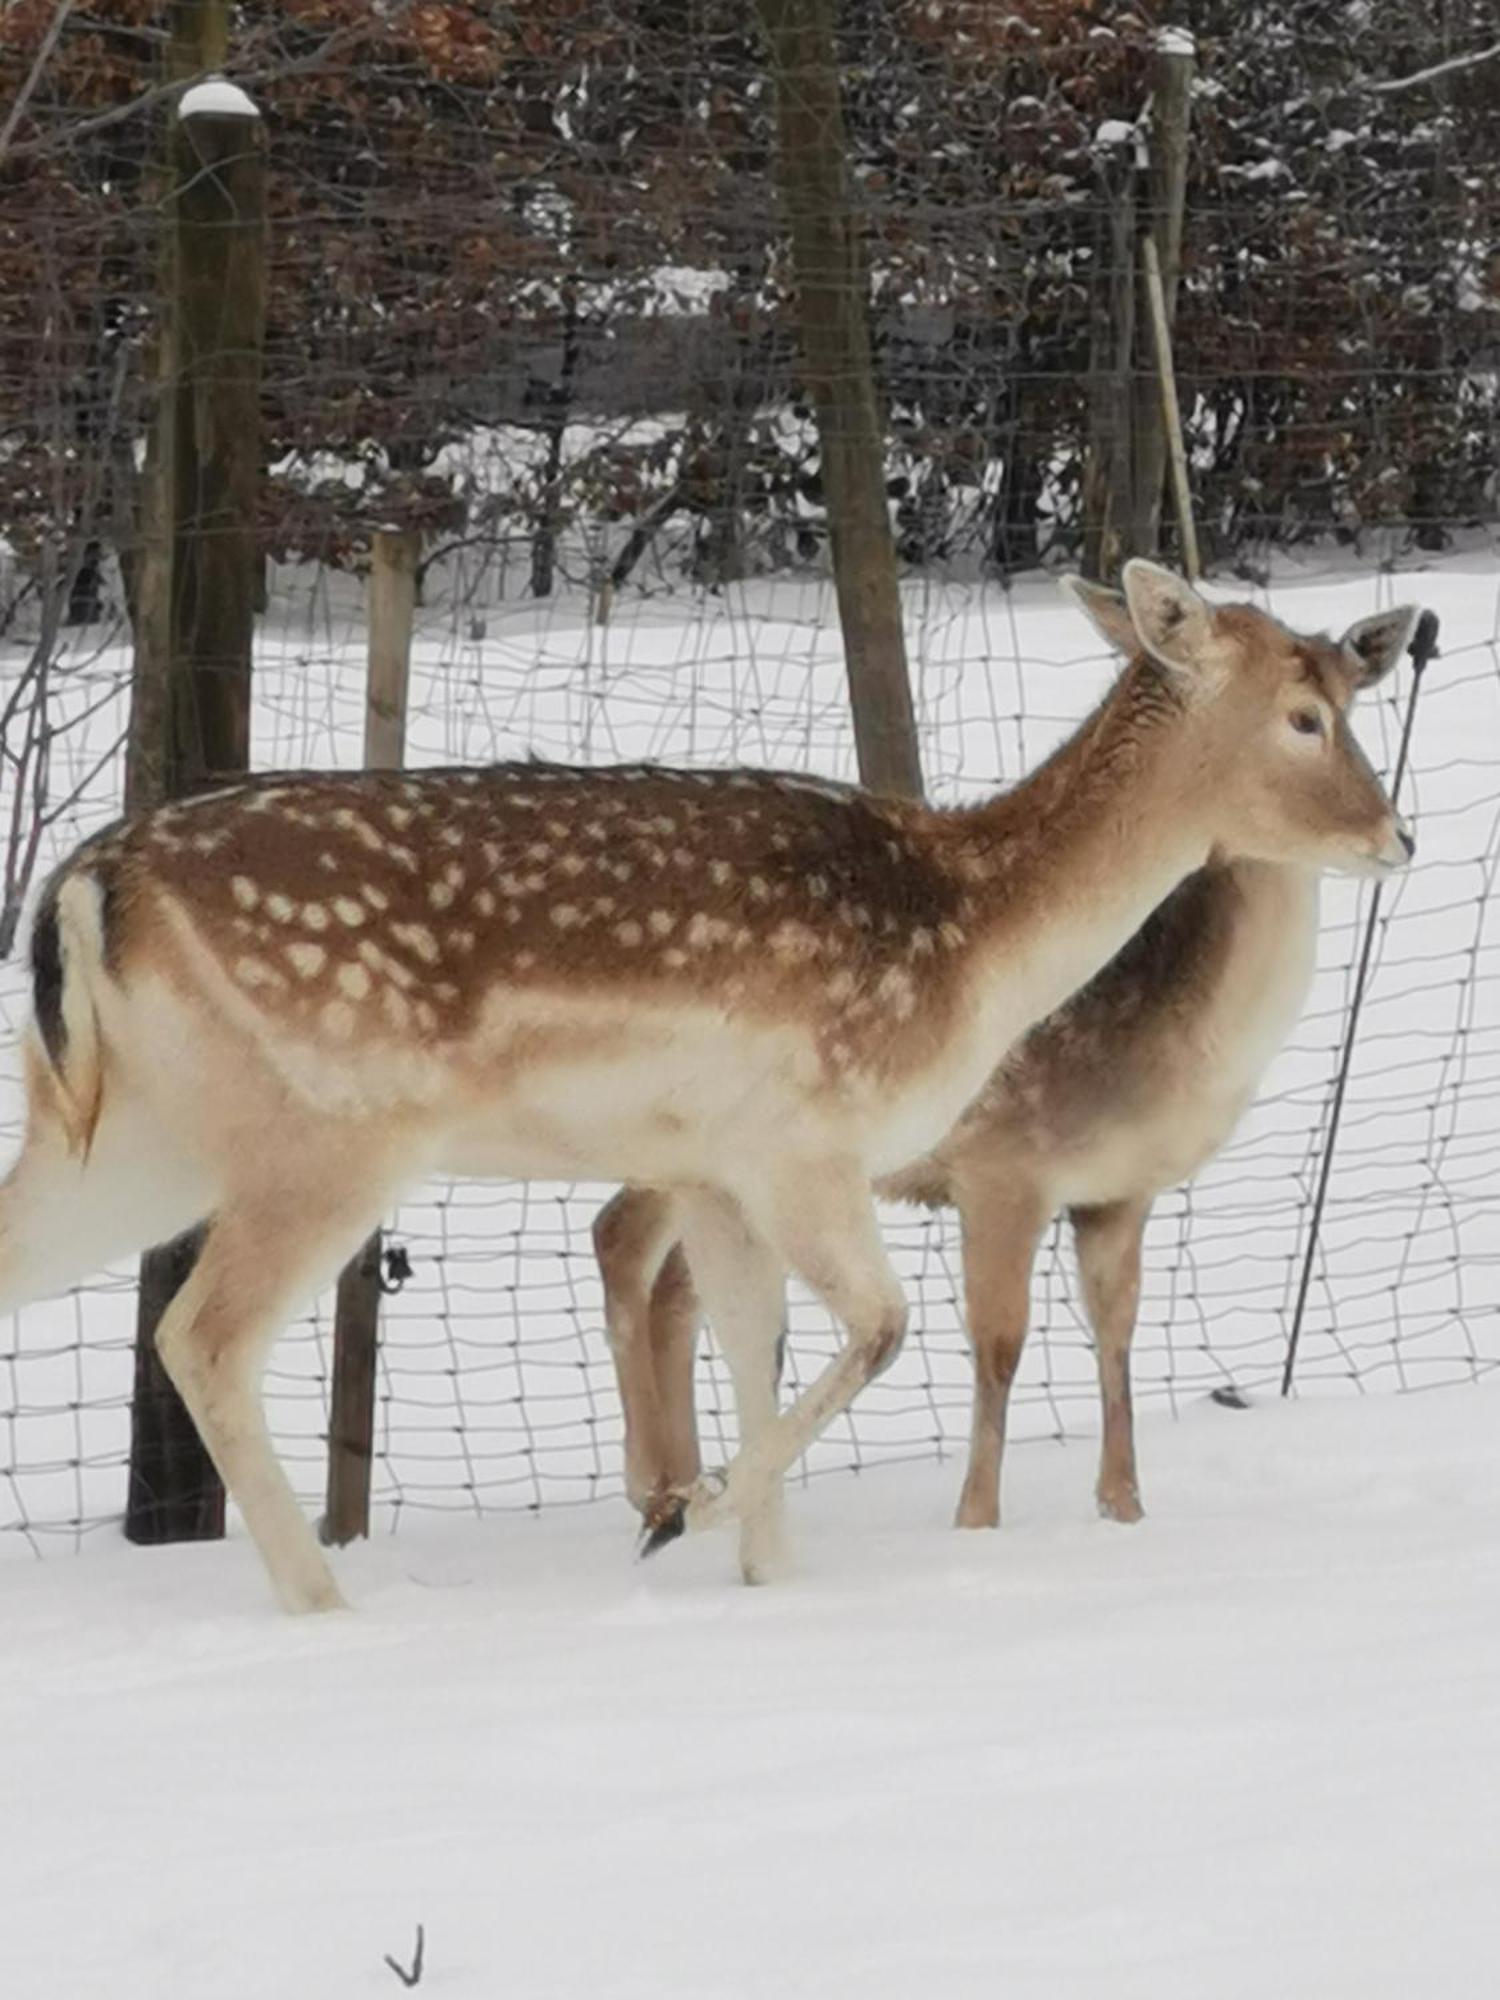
[1290, 709, 1324, 737]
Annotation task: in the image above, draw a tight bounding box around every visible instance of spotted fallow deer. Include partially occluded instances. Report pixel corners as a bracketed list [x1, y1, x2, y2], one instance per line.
[1, 562, 1413, 1611]
[593, 581, 1420, 1562]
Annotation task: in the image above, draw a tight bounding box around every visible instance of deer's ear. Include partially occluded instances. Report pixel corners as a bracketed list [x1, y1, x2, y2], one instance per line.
[1339, 606, 1419, 690]
[1120, 560, 1216, 678]
[1057, 576, 1137, 656]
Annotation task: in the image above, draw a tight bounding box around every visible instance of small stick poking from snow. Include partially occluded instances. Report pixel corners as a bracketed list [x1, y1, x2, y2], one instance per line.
[384, 1924, 425, 1988]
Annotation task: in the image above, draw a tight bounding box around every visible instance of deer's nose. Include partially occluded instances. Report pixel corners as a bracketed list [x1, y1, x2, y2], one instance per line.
[1397, 818, 1416, 861]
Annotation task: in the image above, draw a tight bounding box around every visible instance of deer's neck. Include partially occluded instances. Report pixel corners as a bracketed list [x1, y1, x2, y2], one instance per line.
[956, 667, 1212, 1047]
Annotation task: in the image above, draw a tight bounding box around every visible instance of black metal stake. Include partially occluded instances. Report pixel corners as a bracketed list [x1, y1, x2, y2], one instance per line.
[1281, 608, 1441, 1396]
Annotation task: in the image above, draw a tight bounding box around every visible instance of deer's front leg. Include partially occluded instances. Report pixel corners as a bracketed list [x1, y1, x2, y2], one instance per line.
[676, 1190, 788, 1585]
[953, 1173, 1050, 1530]
[643, 1159, 905, 1561]
[1071, 1194, 1151, 1523]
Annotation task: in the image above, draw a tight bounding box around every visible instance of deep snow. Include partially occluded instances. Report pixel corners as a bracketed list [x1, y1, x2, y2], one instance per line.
[4, 1382, 1498, 1997]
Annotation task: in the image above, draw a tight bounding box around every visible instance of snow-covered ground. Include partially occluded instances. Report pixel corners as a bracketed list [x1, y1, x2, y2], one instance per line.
[4, 1381, 1498, 1998]
[2, 547, 1499, 1548]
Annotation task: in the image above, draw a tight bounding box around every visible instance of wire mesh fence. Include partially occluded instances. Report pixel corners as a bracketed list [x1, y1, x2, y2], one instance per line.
[1, 1, 1499, 1553]
[2, 554, 1498, 1552]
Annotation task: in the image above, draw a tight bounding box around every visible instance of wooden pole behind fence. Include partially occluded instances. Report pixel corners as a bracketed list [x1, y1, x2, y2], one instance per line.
[1128, 30, 1196, 564]
[322, 527, 418, 1547]
[1141, 235, 1202, 585]
[1080, 136, 1137, 584]
[124, 62, 265, 1547]
[754, 0, 923, 799]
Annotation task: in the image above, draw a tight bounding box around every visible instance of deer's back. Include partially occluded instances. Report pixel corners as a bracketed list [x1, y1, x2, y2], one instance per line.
[52, 762, 1013, 1181]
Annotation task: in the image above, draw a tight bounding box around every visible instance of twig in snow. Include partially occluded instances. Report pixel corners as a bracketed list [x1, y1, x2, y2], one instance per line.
[384, 1924, 425, 1988]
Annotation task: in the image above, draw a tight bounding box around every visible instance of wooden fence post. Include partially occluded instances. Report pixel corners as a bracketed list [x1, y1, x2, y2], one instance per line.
[1127, 28, 1196, 564]
[1141, 235, 1202, 583]
[754, 0, 922, 799]
[1080, 130, 1138, 583]
[124, 67, 266, 1546]
[321, 527, 418, 1547]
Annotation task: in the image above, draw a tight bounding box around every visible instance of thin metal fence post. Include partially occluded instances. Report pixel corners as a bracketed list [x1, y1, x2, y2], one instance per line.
[1281, 610, 1441, 1396]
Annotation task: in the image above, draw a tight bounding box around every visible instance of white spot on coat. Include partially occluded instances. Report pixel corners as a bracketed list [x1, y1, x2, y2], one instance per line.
[287, 942, 326, 979]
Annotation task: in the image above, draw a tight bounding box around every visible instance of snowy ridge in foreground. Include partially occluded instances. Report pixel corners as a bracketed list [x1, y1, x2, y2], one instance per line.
[2, 1384, 1497, 1998]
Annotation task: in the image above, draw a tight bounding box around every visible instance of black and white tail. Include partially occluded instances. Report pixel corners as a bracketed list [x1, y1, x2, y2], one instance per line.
[28, 870, 108, 1155]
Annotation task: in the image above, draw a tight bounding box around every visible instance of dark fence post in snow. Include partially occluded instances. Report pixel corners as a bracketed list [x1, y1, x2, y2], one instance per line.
[322, 527, 418, 1548]
[754, 0, 923, 799]
[124, 70, 266, 1545]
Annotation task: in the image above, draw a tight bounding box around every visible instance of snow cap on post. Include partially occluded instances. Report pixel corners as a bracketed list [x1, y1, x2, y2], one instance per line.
[1154, 25, 1196, 58]
[177, 75, 260, 122]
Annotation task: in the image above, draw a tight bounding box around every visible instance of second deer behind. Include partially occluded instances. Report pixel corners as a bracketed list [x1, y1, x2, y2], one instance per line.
[594, 578, 1420, 1561]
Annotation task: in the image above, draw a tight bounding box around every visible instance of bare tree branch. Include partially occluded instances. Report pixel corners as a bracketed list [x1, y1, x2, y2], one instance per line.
[0, 0, 75, 170]
[0, 21, 366, 161]
[1365, 39, 1500, 95]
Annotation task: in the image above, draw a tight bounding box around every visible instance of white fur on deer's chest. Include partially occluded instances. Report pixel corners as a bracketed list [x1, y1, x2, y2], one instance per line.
[1051, 877, 1319, 1208]
[863, 1000, 1025, 1178]
[1050, 1077, 1259, 1208]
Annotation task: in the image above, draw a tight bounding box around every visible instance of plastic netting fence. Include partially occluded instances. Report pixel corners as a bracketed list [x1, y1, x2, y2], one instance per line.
[2, 550, 1498, 1552]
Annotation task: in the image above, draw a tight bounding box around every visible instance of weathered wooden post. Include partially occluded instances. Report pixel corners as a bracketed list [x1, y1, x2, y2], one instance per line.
[1141, 233, 1202, 582]
[321, 527, 418, 1546]
[1127, 28, 1196, 564]
[1080, 123, 1138, 583]
[754, 0, 923, 799]
[124, 67, 266, 1545]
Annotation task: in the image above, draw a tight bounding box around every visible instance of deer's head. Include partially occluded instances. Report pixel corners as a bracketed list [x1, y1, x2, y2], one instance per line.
[1064, 561, 1418, 877]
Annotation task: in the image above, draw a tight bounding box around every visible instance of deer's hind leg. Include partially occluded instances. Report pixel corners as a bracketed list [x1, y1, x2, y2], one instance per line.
[1070, 1193, 1151, 1523]
[649, 1241, 705, 1497]
[152, 1157, 399, 1613]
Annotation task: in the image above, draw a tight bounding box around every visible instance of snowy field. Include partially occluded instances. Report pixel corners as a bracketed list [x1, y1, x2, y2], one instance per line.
[3, 546, 1498, 1547]
[3, 1382, 1498, 1998]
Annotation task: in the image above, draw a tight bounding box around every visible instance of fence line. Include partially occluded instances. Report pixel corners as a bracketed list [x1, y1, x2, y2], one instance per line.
[1, 2, 1499, 1552]
[2, 555, 1497, 1552]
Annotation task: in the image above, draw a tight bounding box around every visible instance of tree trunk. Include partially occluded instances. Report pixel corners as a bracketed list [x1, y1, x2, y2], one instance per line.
[530, 293, 583, 600]
[754, 0, 922, 799]
[1080, 145, 1137, 583]
[1126, 32, 1195, 564]
[124, 16, 266, 1547]
[988, 364, 1044, 577]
